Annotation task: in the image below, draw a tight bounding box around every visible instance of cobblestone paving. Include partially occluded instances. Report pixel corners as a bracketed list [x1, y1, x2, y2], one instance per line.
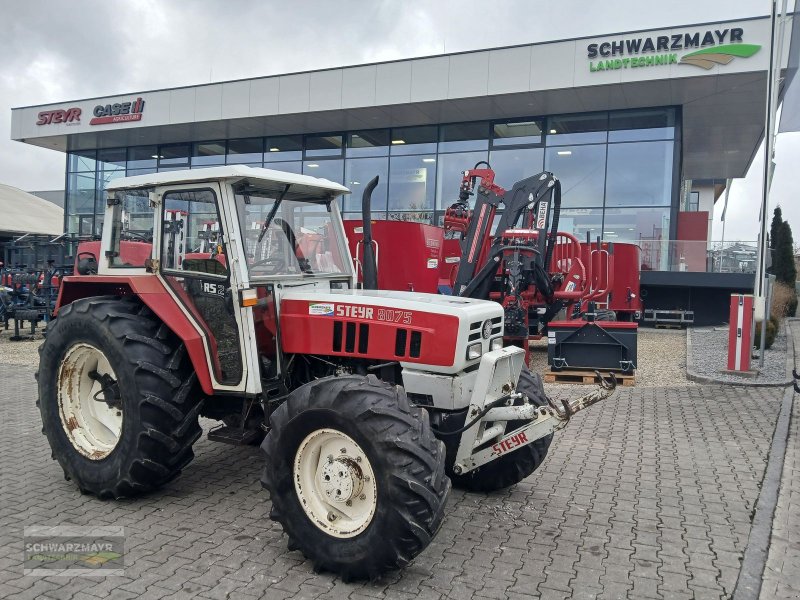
[760, 321, 800, 600]
[0, 364, 782, 600]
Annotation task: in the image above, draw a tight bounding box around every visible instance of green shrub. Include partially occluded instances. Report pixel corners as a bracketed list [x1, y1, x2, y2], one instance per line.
[755, 318, 778, 350]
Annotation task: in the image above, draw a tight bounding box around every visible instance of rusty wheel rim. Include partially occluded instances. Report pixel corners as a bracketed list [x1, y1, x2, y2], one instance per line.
[57, 343, 123, 460]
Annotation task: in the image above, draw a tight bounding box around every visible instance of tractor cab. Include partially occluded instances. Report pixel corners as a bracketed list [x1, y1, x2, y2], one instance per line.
[84, 166, 355, 396]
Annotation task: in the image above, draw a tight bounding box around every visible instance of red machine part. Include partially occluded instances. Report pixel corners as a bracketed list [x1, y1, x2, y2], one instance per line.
[279, 299, 459, 367]
[342, 220, 444, 293]
[577, 241, 642, 318]
[56, 275, 216, 395]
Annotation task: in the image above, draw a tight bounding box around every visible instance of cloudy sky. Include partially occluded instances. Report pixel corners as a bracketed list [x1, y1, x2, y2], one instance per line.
[0, 0, 796, 240]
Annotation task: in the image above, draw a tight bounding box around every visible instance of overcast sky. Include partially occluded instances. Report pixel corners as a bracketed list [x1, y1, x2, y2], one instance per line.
[0, 0, 796, 241]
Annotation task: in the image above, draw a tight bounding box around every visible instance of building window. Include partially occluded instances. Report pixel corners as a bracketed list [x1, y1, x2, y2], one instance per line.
[127, 146, 158, 171]
[605, 141, 673, 207]
[603, 207, 671, 243]
[436, 151, 488, 209]
[546, 113, 608, 146]
[346, 130, 389, 157]
[305, 134, 344, 158]
[389, 154, 436, 212]
[303, 158, 343, 185]
[68, 151, 96, 173]
[439, 122, 490, 153]
[344, 157, 388, 213]
[558, 208, 604, 242]
[687, 191, 700, 212]
[263, 136, 300, 162]
[97, 148, 126, 173]
[609, 109, 676, 142]
[492, 120, 543, 147]
[544, 144, 606, 208]
[192, 141, 226, 166]
[158, 144, 190, 168]
[267, 161, 302, 175]
[488, 148, 544, 187]
[390, 125, 438, 155]
[228, 138, 265, 164]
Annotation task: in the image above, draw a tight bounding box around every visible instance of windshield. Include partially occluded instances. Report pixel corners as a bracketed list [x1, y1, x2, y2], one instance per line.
[235, 192, 350, 278]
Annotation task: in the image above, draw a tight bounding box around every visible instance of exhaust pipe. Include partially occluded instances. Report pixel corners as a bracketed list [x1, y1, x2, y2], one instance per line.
[360, 176, 380, 290]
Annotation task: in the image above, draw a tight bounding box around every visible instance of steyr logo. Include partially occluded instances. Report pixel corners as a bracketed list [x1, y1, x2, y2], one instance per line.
[90, 97, 145, 125]
[36, 108, 81, 126]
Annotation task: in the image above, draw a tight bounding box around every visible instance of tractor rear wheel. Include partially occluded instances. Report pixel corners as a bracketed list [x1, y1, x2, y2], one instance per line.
[37, 296, 201, 499]
[261, 375, 450, 580]
[448, 367, 553, 493]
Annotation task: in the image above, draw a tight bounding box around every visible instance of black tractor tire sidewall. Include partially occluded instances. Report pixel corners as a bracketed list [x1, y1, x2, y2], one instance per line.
[37, 296, 199, 498]
[262, 375, 450, 580]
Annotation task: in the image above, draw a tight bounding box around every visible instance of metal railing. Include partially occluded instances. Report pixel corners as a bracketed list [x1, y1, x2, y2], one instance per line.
[637, 240, 758, 274]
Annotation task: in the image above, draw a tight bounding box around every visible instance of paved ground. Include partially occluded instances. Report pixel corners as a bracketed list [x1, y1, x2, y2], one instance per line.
[760, 320, 800, 599]
[0, 361, 783, 600]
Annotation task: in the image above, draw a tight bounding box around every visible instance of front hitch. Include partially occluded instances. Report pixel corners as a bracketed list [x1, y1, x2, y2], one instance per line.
[452, 349, 617, 475]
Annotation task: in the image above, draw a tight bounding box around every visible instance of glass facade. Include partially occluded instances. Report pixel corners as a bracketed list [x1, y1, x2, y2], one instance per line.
[65, 107, 678, 242]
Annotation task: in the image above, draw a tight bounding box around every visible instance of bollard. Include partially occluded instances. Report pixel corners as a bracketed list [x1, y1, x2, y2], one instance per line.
[727, 294, 754, 371]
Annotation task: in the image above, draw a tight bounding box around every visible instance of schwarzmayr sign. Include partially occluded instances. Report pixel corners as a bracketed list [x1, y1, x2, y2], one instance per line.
[587, 27, 761, 72]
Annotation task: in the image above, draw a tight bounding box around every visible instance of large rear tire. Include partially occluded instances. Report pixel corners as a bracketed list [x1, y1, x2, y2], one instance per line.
[37, 296, 201, 499]
[261, 375, 450, 580]
[447, 368, 553, 493]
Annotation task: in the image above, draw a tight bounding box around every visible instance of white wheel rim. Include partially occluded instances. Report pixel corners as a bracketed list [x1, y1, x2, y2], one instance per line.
[293, 428, 378, 538]
[57, 343, 123, 460]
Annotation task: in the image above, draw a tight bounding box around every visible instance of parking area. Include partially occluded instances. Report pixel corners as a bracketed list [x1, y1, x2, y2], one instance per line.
[0, 347, 783, 600]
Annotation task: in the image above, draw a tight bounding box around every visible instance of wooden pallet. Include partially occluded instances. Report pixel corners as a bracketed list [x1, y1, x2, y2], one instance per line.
[544, 369, 635, 386]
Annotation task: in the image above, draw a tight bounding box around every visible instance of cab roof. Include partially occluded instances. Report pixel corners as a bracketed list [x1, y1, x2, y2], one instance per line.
[106, 165, 350, 198]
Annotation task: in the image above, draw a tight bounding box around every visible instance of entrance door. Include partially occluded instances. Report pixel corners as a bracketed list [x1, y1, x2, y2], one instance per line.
[159, 187, 244, 386]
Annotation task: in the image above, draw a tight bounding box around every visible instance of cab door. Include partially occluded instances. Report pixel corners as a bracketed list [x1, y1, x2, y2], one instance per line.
[155, 185, 247, 389]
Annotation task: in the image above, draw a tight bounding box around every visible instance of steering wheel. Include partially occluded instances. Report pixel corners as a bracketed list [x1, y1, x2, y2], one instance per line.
[251, 256, 287, 273]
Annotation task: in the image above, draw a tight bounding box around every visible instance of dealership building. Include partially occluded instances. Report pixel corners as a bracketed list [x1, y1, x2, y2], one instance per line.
[9, 15, 785, 323]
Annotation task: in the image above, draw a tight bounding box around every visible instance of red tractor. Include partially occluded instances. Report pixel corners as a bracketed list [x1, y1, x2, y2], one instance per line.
[37, 166, 611, 580]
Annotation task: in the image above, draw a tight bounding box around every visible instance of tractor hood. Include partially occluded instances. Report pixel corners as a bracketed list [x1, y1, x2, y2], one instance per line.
[278, 289, 504, 374]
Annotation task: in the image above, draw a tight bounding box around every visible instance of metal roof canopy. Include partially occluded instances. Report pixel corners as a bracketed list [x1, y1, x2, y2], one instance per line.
[0, 183, 64, 236]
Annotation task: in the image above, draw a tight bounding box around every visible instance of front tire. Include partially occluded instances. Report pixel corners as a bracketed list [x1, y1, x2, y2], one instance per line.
[37, 296, 202, 499]
[261, 375, 450, 580]
[447, 368, 553, 493]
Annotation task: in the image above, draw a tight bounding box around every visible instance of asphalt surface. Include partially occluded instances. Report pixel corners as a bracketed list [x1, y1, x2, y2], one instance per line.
[0, 360, 784, 600]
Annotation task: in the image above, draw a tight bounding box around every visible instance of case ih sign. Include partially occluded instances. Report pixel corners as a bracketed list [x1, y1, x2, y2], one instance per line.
[90, 97, 145, 125]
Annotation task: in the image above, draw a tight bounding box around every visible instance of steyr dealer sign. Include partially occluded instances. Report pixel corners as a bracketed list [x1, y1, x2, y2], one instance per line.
[36, 97, 146, 126]
[587, 27, 761, 72]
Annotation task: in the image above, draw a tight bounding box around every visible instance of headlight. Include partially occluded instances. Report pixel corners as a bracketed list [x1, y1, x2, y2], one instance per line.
[490, 337, 504, 351]
[467, 342, 483, 360]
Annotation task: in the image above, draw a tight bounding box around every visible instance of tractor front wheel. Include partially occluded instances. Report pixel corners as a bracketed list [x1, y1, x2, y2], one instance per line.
[37, 296, 202, 499]
[261, 375, 450, 580]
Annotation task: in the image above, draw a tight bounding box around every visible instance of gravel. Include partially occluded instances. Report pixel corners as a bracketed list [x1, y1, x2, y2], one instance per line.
[688, 323, 790, 385]
[0, 327, 44, 367]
